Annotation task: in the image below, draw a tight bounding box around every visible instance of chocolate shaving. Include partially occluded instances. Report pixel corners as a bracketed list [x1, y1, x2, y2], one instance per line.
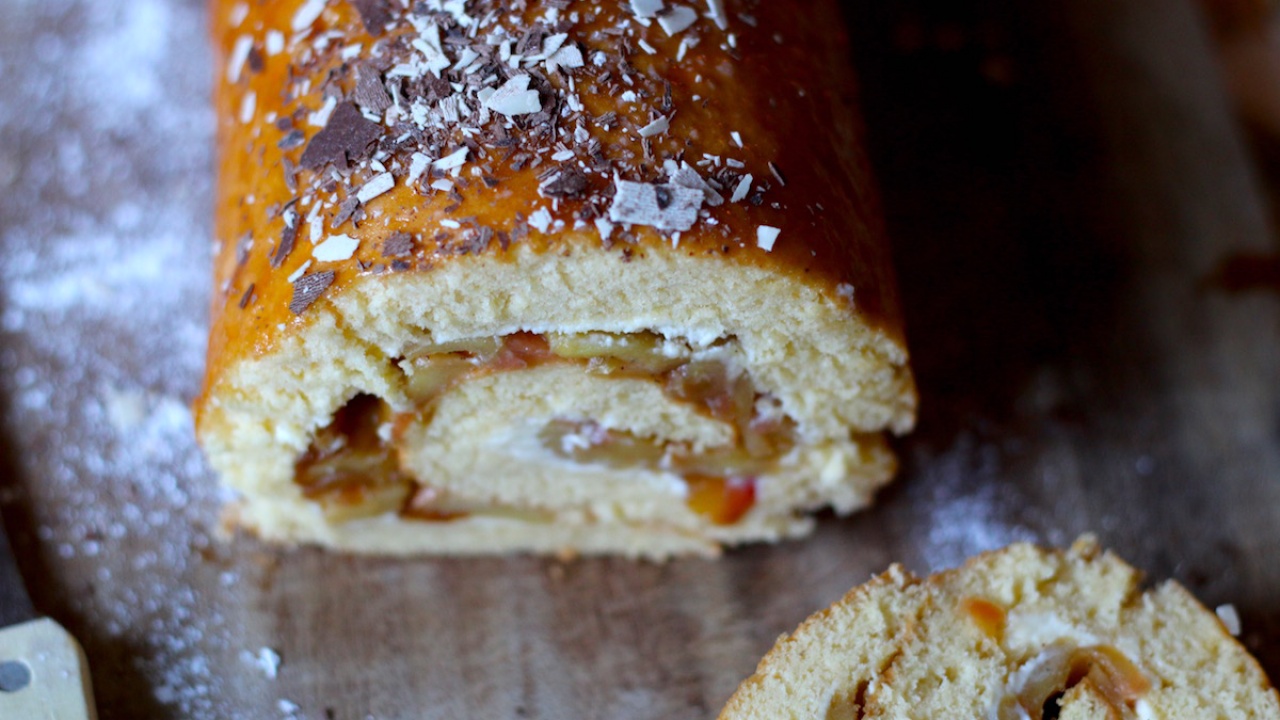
[467, 226, 494, 254]
[298, 102, 384, 171]
[281, 157, 298, 192]
[654, 185, 673, 210]
[278, 129, 306, 150]
[238, 283, 256, 309]
[354, 67, 393, 113]
[351, 0, 393, 34]
[247, 46, 265, 74]
[331, 196, 362, 229]
[270, 223, 298, 268]
[381, 231, 415, 257]
[289, 271, 336, 315]
[516, 24, 550, 55]
[539, 165, 588, 198]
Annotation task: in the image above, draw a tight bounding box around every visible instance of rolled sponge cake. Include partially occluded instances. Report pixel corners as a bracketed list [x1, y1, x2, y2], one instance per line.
[195, 0, 917, 557]
[718, 538, 1280, 719]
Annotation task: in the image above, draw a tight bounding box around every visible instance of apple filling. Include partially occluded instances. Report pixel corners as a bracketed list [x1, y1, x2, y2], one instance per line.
[998, 643, 1151, 720]
[295, 331, 790, 525]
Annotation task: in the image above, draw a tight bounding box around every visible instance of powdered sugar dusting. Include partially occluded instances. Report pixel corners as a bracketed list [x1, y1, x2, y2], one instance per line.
[908, 433, 1040, 572]
[0, 1, 268, 716]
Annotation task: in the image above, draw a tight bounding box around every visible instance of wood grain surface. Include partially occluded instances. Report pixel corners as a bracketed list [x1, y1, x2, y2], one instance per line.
[0, 0, 1277, 718]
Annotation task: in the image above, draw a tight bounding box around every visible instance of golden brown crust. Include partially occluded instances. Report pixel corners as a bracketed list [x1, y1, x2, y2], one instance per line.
[199, 0, 907, 416]
[718, 540, 1280, 719]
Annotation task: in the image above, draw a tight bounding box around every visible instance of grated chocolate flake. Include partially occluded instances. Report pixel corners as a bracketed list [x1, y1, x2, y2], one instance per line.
[238, 283, 256, 309]
[350, 0, 394, 35]
[270, 223, 298, 269]
[331, 196, 361, 230]
[353, 66, 393, 113]
[298, 102, 384, 171]
[539, 165, 589, 198]
[277, 129, 306, 150]
[289, 271, 336, 315]
[381, 231, 415, 258]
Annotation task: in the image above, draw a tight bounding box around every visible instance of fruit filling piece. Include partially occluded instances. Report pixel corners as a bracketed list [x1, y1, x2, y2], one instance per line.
[295, 331, 782, 525]
[998, 643, 1151, 720]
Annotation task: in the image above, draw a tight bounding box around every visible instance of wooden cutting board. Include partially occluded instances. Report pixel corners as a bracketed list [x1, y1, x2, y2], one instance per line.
[0, 0, 1276, 717]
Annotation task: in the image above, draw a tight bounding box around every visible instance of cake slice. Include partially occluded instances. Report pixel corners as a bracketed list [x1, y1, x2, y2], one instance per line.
[720, 538, 1280, 718]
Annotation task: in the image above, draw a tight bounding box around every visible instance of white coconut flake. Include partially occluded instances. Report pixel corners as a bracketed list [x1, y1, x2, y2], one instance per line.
[356, 172, 395, 204]
[528, 207, 554, 233]
[757, 225, 780, 251]
[1216, 604, 1242, 636]
[287, 260, 312, 283]
[706, 0, 729, 29]
[433, 147, 469, 171]
[638, 116, 670, 138]
[546, 45, 584, 73]
[312, 234, 359, 262]
[484, 75, 541, 117]
[229, 1, 250, 26]
[407, 153, 431, 186]
[677, 37, 695, 61]
[308, 96, 337, 127]
[266, 30, 285, 56]
[658, 6, 699, 35]
[239, 91, 256, 124]
[413, 23, 452, 77]
[227, 35, 253, 83]
[291, 0, 326, 32]
[837, 283, 856, 307]
[538, 33, 569, 60]
[243, 647, 281, 680]
[594, 217, 615, 241]
[730, 173, 753, 203]
[630, 0, 665, 18]
[452, 47, 479, 71]
[608, 179, 704, 232]
[670, 162, 724, 206]
[731, 130, 744, 147]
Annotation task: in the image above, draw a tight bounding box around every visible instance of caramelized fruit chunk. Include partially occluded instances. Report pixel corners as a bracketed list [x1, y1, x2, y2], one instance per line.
[404, 336, 502, 360]
[686, 475, 757, 525]
[490, 332, 555, 371]
[548, 331, 685, 374]
[295, 394, 411, 522]
[959, 597, 1007, 640]
[1001, 643, 1150, 720]
[404, 354, 476, 403]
